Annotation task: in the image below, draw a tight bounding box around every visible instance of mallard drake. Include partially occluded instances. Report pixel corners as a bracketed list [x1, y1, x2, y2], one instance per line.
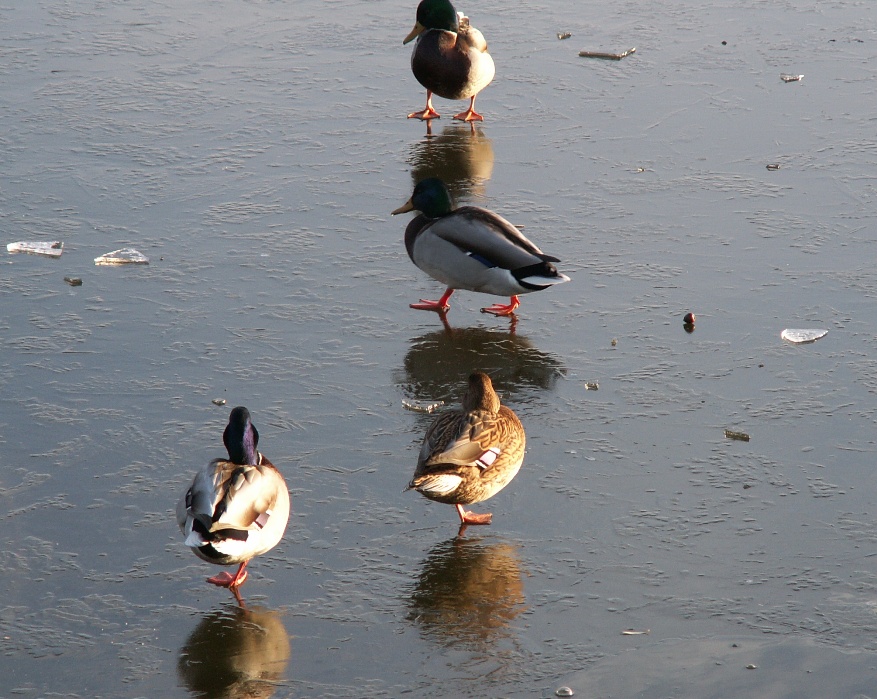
[407, 372, 525, 525]
[404, 0, 495, 122]
[177, 406, 290, 591]
[392, 177, 570, 316]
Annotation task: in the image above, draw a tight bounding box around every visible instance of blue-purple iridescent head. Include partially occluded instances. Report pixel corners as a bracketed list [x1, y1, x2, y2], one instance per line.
[223, 406, 260, 465]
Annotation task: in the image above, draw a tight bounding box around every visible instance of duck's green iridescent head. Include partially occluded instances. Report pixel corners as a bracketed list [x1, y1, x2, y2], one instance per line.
[392, 177, 454, 219]
[404, 0, 459, 44]
[417, 0, 459, 30]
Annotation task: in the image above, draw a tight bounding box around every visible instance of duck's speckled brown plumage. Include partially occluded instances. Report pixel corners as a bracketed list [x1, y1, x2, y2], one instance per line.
[407, 372, 525, 525]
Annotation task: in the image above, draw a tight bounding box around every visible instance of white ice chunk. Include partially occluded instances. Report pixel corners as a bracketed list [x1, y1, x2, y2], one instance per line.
[402, 398, 445, 414]
[781, 328, 828, 344]
[94, 247, 149, 265]
[7, 241, 63, 258]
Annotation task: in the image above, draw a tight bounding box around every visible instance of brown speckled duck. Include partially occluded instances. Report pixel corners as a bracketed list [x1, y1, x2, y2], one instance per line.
[177, 406, 290, 592]
[404, 0, 495, 122]
[407, 372, 525, 525]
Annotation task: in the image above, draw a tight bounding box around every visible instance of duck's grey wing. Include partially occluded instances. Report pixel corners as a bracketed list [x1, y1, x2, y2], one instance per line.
[429, 206, 560, 270]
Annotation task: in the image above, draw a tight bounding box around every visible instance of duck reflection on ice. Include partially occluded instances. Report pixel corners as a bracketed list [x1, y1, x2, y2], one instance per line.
[178, 604, 290, 699]
[407, 536, 526, 647]
[408, 121, 494, 203]
[396, 325, 565, 404]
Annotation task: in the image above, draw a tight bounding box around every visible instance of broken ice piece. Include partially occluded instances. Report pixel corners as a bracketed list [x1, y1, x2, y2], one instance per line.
[402, 398, 445, 414]
[781, 328, 828, 344]
[94, 248, 149, 265]
[7, 241, 63, 258]
[780, 73, 803, 82]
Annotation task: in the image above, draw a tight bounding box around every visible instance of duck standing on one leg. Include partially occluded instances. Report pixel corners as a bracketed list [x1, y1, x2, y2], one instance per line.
[392, 177, 570, 316]
[177, 406, 290, 594]
[407, 372, 525, 527]
[404, 0, 495, 122]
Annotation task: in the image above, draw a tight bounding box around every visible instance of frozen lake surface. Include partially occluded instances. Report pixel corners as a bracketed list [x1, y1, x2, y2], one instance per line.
[2, 0, 877, 696]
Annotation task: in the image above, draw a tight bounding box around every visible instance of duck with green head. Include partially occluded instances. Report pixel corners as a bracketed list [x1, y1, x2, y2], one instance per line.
[403, 0, 495, 121]
[392, 178, 570, 316]
[177, 407, 290, 594]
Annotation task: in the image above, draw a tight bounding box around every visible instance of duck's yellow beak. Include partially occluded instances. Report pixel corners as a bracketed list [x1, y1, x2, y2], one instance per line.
[403, 21, 425, 45]
[392, 198, 415, 215]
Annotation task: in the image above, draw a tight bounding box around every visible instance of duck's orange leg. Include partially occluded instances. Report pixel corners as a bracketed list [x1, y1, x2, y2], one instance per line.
[408, 91, 441, 120]
[411, 287, 454, 312]
[207, 561, 249, 588]
[453, 95, 485, 122]
[481, 295, 520, 316]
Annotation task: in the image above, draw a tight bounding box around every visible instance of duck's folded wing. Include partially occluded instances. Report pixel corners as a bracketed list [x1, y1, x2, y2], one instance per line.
[458, 25, 489, 54]
[430, 207, 559, 269]
[178, 460, 226, 533]
[422, 411, 502, 469]
[410, 472, 464, 496]
[181, 459, 279, 533]
[210, 460, 281, 534]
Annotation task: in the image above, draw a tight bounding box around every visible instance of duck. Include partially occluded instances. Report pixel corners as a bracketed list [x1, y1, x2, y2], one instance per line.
[391, 177, 570, 316]
[406, 372, 525, 526]
[177, 406, 290, 592]
[404, 0, 495, 122]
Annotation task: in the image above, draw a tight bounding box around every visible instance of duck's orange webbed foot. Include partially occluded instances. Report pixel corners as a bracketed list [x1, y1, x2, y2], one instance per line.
[408, 91, 441, 120]
[410, 299, 450, 312]
[207, 563, 248, 588]
[456, 504, 493, 525]
[452, 108, 484, 122]
[453, 96, 484, 122]
[408, 107, 441, 120]
[481, 295, 520, 316]
[410, 287, 454, 313]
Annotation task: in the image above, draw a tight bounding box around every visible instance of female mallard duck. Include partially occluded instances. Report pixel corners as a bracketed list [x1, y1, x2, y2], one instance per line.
[392, 177, 570, 316]
[404, 0, 495, 122]
[407, 372, 525, 526]
[177, 406, 290, 591]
